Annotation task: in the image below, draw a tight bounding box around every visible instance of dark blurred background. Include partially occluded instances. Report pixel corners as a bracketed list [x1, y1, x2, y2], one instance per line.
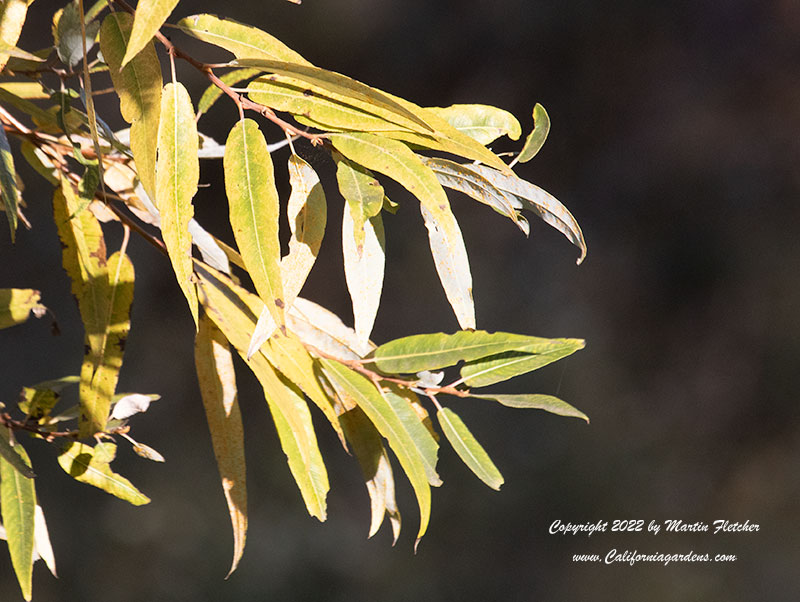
[2, 0, 799, 600]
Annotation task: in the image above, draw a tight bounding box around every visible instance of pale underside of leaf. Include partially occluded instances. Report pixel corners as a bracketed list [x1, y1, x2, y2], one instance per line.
[470, 393, 589, 422]
[33, 505, 57, 578]
[467, 164, 587, 264]
[330, 132, 475, 329]
[121, 0, 179, 68]
[437, 407, 503, 490]
[195, 315, 247, 577]
[156, 82, 199, 326]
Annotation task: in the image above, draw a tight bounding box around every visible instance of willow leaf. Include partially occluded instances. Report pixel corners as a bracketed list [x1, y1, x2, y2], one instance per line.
[0, 0, 31, 73]
[58, 442, 150, 505]
[437, 407, 503, 490]
[320, 359, 431, 543]
[470, 393, 589, 422]
[156, 82, 199, 326]
[177, 14, 309, 63]
[287, 297, 371, 360]
[198, 67, 260, 116]
[421, 156, 524, 232]
[0, 289, 45, 330]
[0, 434, 34, 479]
[0, 121, 19, 241]
[460, 340, 584, 388]
[79, 251, 134, 438]
[235, 59, 433, 134]
[225, 118, 284, 330]
[339, 407, 401, 541]
[427, 104, 521, 145]
[517, 103, 550, 163]
[342, 208, 385, 350]
[336, 156, 384, 245]
[261, 361, 328, 520]
[99, 12, 162, 199]
[53, 0, 99, 68]
[195, 315, 247, 577]
[0, 430, 35, 601]
[121, 0, 179, 67]
[330, 132, 475, 329]
[33, 505, 56, 578]
[371, 330, 577, 374]
[467, 164, 587, 264]
[247, 75, 419, 134]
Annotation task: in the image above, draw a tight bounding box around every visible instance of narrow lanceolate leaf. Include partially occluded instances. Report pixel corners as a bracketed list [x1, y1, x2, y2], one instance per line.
[320, 359, 432, 543]
[79, 251, 134, 437]
[121, 0, 179, 67]
[177, 14, 310, 64]
[156, 82, 199, 326]
[516, 103, 550, 163]
[0, 429, 36, 601]
[194, 264, 329, 519]
[58, 441, 150, 505]
[33, 505, 56, 577]
[53, 0, 100, 67]
[287, 296, 371, 360]
[336, 156, 384, 247]
[0, 0, 32, 72]
[437, 407, 503, 490]
[0, 121, 19, 241]
[330, 133, 475, 329]
[0, 432, 34, 479]
[339, 407, 401, 541]
[460, 339, 585, 387]
[247, 155, 326, 358]
[421, 157, 524, 233]
[99, 12, 162, 199]
[342, 207, 385, 349]
[195, 315, 247, 577]
[224, 118, 284, 330]
[235, 59, 433, 134]
[261, 360, 329, 520]
[0, 289, 45, 330]
[470, 393, 589, 422]
[427, 104, 522, 145]
[371, 330, 580, 374]
[467, 164, 587, 264]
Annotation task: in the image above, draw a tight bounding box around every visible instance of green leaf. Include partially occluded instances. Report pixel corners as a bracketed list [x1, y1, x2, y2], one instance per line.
[58, 441, 150, 505]
[436, 407, 503, 490]
[339, 407, 401, 541]
[0, 0, 33, 73]
[0, 120, 19, 241]
[53, 0, 100, 68]
[371, 330, 574, 374]
[427, 104, 521, 145]
[156, 81, 199, 327]
[330, 132, 475, 329]
[0, 289, 45, 330]
[261, 359, 329, 520]
[516, 103, 550, 163]
[100, 11, 162, 199]
[467, 164, 587, 264]
[470, 393, 589, 422]
[0, 429, 35, 600]
[340, 163, 385, 348]
[319, 359, 432, 543]
[0, 431, 34, 479]
[235, 59, 434, 135]
[224, 118, 284, 330]
[121, 0, 179, 67]
[177, 14, 309, 64]
[198, 67, 261, 117]
[460, 340, 585, 387]
[421, 156, 525, 233]
[195, 315, 247, 577]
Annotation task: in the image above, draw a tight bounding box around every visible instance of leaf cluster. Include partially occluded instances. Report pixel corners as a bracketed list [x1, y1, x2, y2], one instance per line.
[0, 1, 587, 598]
